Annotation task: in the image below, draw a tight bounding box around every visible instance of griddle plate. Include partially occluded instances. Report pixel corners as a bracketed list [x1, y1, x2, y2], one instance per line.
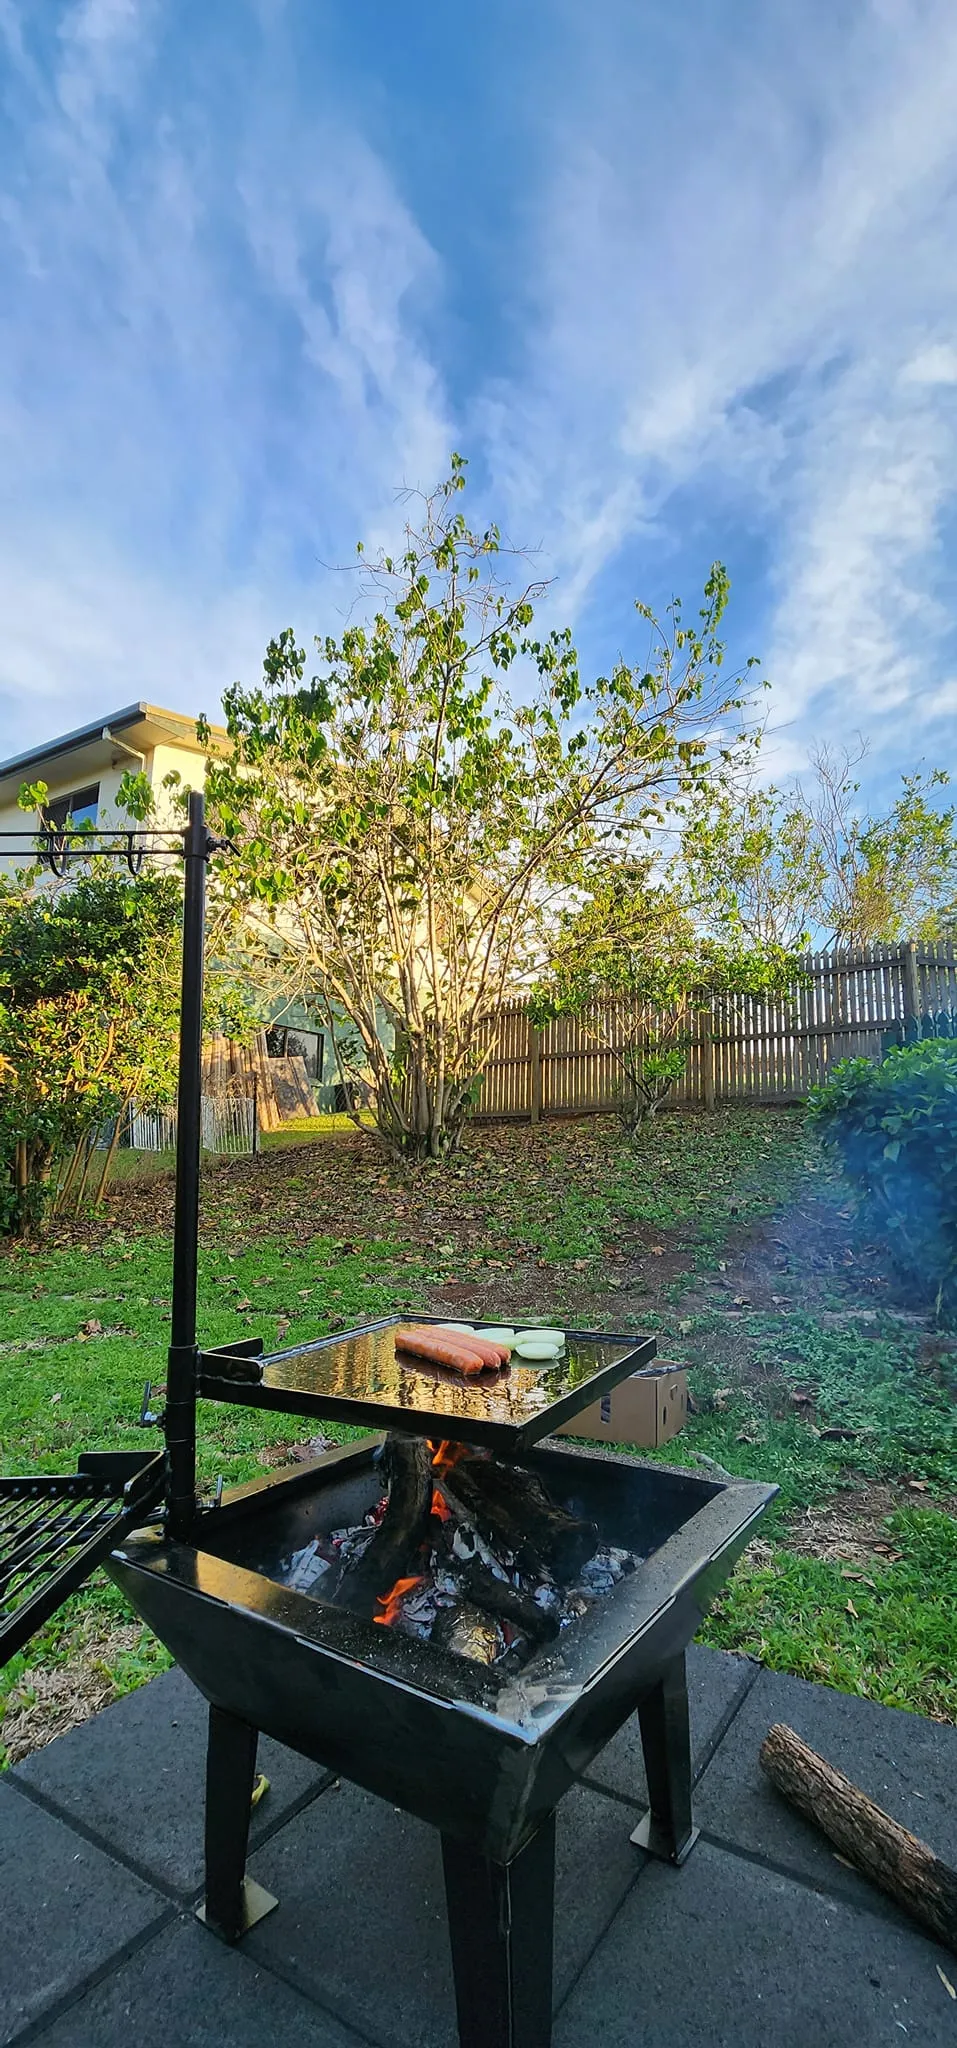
[198, 1318, 657, 1448]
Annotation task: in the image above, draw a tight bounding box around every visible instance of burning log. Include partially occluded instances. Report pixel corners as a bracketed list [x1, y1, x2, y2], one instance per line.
[460, 1558, 560, 1643]
[760, 1723, 957, 1957]
[335, 1436, 433, 1618]
[441, 1456, 599, 1584]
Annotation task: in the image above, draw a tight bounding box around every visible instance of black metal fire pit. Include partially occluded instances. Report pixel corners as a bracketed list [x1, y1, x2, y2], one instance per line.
[2, 797, 777, 2048]
[108, 1437, 771, 2048]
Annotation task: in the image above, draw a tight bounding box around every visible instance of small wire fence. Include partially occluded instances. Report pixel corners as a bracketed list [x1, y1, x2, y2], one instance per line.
[130, 1095, 257, 1156]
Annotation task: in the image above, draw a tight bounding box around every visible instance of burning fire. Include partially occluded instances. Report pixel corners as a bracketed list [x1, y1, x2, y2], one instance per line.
[429, 1439, 468, 1475]
[374, 1574, 426, 1628]
[431, 1488, 450, 1522]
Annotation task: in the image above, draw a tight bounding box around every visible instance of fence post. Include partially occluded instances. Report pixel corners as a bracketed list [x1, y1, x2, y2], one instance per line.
[529, 1024, 543, 1124]
[251, 1072, 260, 1156]
[701, 1008, 716, 1111]
[903, 941, 921, 1025]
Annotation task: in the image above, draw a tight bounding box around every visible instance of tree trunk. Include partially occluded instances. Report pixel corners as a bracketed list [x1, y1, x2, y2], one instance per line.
[95, 1097, 132, 1206]
[72, 1133, 99, 1213]
[759, 1722, 957, 1956]
[51, 1137, 85, 1216]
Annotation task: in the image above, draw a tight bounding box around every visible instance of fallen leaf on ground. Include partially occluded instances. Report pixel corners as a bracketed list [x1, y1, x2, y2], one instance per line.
[845, 1598, 859, 1618]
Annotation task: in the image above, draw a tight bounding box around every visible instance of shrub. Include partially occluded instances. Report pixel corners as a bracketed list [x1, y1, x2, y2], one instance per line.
[808, 1040, 957, 1317]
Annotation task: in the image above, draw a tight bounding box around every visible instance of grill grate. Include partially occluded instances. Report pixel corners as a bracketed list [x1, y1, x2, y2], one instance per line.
[0, 1454, 164, 1667]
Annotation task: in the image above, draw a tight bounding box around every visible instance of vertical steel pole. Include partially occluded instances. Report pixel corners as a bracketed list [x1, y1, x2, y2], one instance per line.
[166, 790, 208, 1537]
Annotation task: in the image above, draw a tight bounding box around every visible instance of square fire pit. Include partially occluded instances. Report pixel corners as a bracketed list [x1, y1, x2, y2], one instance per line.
[108, 1432, 774, 2048]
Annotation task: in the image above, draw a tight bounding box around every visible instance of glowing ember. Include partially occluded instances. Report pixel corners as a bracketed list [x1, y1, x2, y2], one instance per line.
[431, 1488, 451, 1522]
[374, 1574, 427, 1628]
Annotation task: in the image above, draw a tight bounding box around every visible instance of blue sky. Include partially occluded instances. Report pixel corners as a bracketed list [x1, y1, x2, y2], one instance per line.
[1, 0, 956, 799]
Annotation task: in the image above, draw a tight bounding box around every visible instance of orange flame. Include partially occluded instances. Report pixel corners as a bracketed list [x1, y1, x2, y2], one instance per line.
[429, 1439, 468, 1475]
[374, 1574, 426, 1628]
[431, 1487, 450, 1522]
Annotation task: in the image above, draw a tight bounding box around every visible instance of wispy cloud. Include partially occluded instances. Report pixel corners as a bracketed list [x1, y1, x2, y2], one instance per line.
[474, 0, 957, 769]
[2, 0, 956, 796]
[0, 0, 450, 753]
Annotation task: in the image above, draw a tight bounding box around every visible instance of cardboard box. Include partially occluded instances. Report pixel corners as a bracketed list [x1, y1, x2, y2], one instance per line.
[555, 1361, 687, 1449]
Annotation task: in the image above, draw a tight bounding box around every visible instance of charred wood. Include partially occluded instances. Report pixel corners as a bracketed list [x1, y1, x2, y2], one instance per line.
[441, 1458, 599, 1583]
[461, 1558, 560, 1642]
[335, 1435, 432, 1617]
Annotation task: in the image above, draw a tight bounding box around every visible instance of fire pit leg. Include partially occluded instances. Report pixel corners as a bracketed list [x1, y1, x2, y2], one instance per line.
[197, 1704, 278, 1942]
[441, 1813, 556, 2048]
[629, 1652, 700, 1865]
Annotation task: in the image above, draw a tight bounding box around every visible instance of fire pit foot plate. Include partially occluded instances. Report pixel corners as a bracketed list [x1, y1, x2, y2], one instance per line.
[197, 1877, 278, 1942]
[629, 1813, 700, 1866]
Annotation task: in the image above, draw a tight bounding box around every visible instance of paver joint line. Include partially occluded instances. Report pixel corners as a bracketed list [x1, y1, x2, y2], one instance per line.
[551, 1853, 648, 2024]
[690, 1654, 763, 1786]
[4, 1903, 180, 2048]
[3, 1767, 189, 1909]
[698, 1825, 942, 1936]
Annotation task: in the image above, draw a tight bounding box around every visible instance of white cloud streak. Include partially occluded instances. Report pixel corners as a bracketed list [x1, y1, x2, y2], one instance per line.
[2, 0, 957, 794]
[475, 0, 957, 769]
[0, 0, 451, 756]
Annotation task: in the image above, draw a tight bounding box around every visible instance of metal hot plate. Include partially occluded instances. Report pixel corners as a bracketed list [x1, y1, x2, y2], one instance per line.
[197, 1317, 657, 1449]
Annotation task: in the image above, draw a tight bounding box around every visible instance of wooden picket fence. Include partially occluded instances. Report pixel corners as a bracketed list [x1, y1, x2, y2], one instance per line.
[470, 941, 957, 1121]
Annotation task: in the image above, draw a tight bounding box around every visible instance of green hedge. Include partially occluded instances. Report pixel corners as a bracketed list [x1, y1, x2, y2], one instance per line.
[808, 1040, 957, 1318]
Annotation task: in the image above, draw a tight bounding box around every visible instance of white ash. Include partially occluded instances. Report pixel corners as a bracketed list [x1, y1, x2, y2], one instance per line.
[284, 1539, 334, 1594]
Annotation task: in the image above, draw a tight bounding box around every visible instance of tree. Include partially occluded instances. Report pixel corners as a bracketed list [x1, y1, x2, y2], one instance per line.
[683, 744, 957, 951]
[529, 860, 795, 1127]
[202, 460, 762, 1160]
[807, 748, 957, 947]
[0, 847, 256, 1232]
[681, 776, 824, 950]
[0, 867, 182, 1232]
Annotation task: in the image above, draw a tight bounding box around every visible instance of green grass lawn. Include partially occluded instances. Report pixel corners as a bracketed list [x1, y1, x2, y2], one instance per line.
[2, 1104, 956, 1760]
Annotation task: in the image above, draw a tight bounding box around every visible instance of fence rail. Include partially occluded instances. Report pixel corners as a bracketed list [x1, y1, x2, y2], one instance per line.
[470, 941, 957, 1121]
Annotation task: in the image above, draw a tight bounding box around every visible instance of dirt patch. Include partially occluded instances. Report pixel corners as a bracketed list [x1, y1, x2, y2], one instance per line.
[1, 1620, 154, 1767]
[783, 1482, 957, 1567]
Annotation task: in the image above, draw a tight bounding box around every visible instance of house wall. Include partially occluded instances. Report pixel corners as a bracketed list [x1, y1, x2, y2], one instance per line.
[267, 993, 396, 1110]
[0, 737, 207, 880]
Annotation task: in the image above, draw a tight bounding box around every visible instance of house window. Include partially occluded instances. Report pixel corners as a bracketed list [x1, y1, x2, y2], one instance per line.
[45, 784, 100, 831]
[265, 1027, 323, 1079]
